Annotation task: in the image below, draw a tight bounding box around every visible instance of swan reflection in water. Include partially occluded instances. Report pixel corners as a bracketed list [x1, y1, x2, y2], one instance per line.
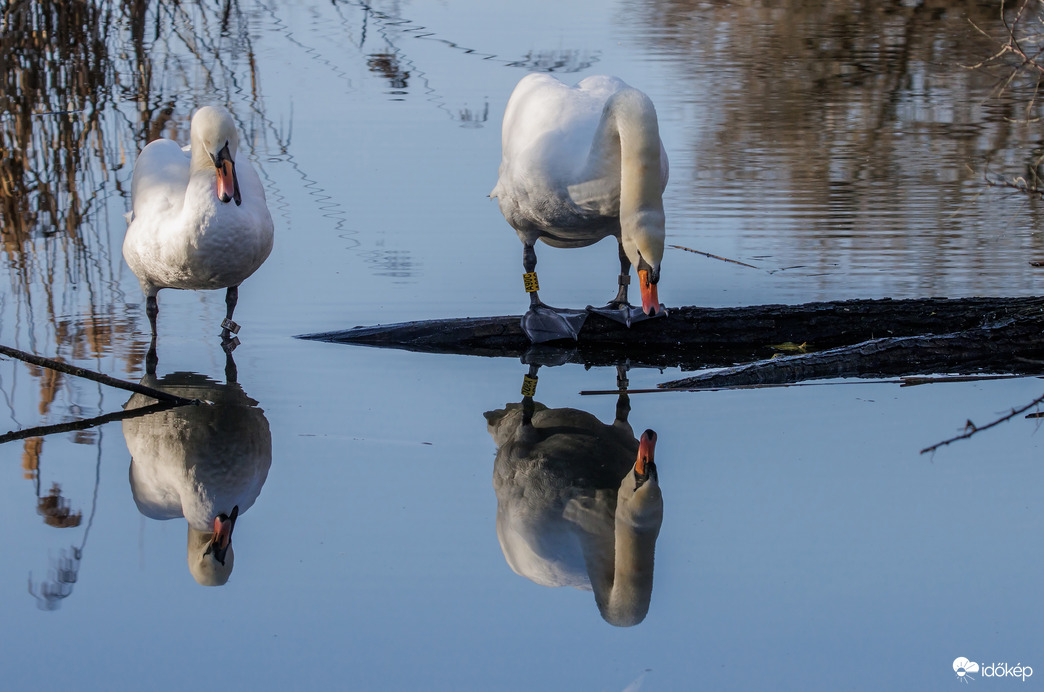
[485, 366, 662, 626]
[122, 355, 271, 586]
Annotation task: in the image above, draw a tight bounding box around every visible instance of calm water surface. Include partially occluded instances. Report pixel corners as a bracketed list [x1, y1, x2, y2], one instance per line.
[2, 1, 1043, 690]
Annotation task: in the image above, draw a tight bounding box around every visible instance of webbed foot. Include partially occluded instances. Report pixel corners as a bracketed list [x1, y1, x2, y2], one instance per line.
[586, 302, 668, 327]
[521, 304, 588, 343]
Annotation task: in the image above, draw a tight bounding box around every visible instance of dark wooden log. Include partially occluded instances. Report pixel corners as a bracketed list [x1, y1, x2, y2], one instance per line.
[658, 324, 1044, 389]
[297, 296, 1044, 371]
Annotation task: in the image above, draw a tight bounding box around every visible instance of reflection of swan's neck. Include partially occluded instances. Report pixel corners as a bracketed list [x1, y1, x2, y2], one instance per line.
[590, 473, 663, 627]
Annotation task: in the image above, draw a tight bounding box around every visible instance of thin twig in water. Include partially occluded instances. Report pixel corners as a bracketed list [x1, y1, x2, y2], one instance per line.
[669, 244, 760, 270]
[579, 374, 1034, 396]
[0, 401, 179, 445]
[920, 390, 1044, 455]
[0, 344, 197, 406]
[580, 374, 1036, 396]
[984, 167, 1044, 196]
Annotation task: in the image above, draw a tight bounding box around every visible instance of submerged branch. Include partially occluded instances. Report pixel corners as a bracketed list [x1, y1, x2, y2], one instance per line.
[0, 401, 181, 445]
[920, 390, 1044, 455]
[0, 344, 197, 406]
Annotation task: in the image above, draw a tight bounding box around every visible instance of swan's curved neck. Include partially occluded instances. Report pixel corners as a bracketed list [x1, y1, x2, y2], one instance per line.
[591, 89, 665, 231]
[585, 481, 663, 627]
[190, 133, 216, 175]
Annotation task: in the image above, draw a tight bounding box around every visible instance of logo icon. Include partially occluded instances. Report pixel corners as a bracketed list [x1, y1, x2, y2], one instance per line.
[954, 657, 980, 683]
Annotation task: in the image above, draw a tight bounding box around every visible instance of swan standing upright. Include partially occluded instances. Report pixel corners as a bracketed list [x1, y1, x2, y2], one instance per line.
[486, 368, 663, 627]
[123, 106, 274, 345]
[491, 74, 669, 342]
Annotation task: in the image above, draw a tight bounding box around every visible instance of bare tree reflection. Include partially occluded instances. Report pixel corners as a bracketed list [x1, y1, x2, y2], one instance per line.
[28, 545, 82, 611]
[37, 483, 83, 528]
[624, 0, 1044, 290]
[25, 435, 103, 611]
[457, 101, 488, 129]
[0, 0, 289, 501]
[368, 51, 410, 92]
[505, 49, 598, 74]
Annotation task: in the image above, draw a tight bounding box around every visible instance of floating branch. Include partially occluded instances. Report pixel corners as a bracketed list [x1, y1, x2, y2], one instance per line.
[669, 244, 760, 270]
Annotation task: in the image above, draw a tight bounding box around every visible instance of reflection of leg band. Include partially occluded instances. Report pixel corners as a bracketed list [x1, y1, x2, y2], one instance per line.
[521, 374, 538, 397]
[523, 272, 540, 292]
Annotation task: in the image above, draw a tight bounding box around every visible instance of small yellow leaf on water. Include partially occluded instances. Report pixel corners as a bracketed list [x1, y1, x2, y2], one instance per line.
[769, 341, 809, 353]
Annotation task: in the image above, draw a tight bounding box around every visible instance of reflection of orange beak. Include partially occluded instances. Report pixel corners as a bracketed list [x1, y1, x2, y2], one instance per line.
[635, 429, 657, 476]
[217, 160, 236, 204]
[638, 269, 660, 315]
[208, 506, 239, 565]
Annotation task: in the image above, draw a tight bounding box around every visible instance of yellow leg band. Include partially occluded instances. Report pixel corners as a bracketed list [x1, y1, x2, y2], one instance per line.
[523, 272, 540, 293]
[521, 374, 538, 397]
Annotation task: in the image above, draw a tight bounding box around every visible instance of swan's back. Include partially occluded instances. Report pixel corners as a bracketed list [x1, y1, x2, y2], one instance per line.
[493, 74, 668, 248]
[124, 373, 272, 530]
[498, 74, 625, 180]
[487, 402, 637, 587]
[494, 75, 625, 210]
[130, 139, 191, 221]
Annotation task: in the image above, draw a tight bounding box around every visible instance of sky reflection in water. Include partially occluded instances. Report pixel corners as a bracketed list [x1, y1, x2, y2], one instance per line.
[1, 1, 1043, 690]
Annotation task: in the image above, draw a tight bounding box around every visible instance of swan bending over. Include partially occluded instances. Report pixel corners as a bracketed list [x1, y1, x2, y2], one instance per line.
[123, 106, 274, 345]
[491, 74, 668, 342]
[486, 389, 662, 626]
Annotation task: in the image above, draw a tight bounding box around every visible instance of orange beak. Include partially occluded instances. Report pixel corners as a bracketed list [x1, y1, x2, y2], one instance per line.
[635, 429, 657, 476]
[214, 141, 241, 206]
[638, 269, 660, 315]
[207, 505, 238, 565]
[217, 159, 237, 204]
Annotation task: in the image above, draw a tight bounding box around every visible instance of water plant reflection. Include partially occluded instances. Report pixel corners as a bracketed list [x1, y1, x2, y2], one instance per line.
[485, 365, 663, 627]
[122, 358, 271, 586]
[24, 440, 102, 612]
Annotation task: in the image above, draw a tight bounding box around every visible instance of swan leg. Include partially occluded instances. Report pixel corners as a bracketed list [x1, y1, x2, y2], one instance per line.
[146, 295, 159, 337]
[224, 349, 238, 384]
[611, 243, 631, 308]
[521, 364, 540, 427]
[587, 243, 667, 327]
[615, 364, 630, 426]
[520, 241, 588, 343]
[146, 334, 158, 377]
[220, 285, 241, 335]
[523, 242, 541, 309]
[220, 286, 242, 353]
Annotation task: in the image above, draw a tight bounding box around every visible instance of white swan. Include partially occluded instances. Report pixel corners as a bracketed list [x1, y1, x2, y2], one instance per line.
[122, 371, 272, 586]
[123, 106, 274, 339]
[491, 74, 669, 342]
[486, 397, 662, 627]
